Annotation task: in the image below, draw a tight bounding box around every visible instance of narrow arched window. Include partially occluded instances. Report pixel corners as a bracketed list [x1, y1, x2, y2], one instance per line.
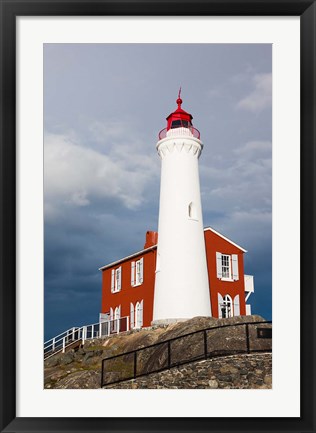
[221, 295, 233, 318]
[188, 202, 197, 220]
[135, 301, 143, 329]
[113, 306, 121, 333]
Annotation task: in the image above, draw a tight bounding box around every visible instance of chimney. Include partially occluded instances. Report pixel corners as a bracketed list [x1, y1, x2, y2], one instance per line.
[144, 231, 158, 249]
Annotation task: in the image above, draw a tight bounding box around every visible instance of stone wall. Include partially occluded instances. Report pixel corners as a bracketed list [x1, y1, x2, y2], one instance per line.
[105, 353, 272, 389]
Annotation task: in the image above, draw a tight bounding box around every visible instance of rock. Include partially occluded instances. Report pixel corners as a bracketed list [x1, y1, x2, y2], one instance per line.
[264, 375, 272, 386]
[44, 356, 59, 368]
[54, 370, 101, 389]
[83, 351, 95, 362]
[50, 370, 67, 381]
[45, 316, 271, 390]
[220, 365, 238, 374]
[58, 353, 74, 365]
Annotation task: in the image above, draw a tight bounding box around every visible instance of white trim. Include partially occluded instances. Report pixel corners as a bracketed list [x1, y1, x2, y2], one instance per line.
[135, 301, 142, 329]
[222, 294, 233, 318]
[216, 252, 223, 279]
[110, 269, 115, 292]
[112, 266, 121, 293]
[130, 303, 134, 329]
[99, 246, 156, 271]
[233, 294, 240, 316]
[218, 293, 224, 318]
[99, 226, 246, 272]
[245, 291, 252, 302]
[204, 227, 247, 252]
[131, 261, 135, 286]
[232, 254, 239, 280]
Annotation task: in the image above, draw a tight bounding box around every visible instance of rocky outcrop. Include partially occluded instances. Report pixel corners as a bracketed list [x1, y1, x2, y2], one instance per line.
[106, 353, 272, 389]
[44, 315, 271, 389]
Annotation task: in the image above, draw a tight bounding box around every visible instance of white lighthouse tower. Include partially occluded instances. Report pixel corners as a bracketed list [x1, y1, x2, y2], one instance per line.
[153, 91, 212, 324]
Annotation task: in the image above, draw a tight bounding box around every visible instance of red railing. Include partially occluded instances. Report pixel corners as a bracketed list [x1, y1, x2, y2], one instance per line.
[158, 126, 200, 140]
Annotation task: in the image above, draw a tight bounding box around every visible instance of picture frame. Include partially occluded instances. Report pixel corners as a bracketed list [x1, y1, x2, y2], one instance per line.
[0, 1, 315, 432]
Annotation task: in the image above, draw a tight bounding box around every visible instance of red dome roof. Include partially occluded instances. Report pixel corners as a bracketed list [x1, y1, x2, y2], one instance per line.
[166, 89, 193, 131]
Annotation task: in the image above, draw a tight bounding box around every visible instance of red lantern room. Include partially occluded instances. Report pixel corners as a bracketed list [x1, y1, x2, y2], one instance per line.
[166, 88, 193, 130]
[158, 88, 200, 140]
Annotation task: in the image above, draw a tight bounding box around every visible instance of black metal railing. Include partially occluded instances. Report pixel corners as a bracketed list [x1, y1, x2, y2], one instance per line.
[101, 320, 272, 387]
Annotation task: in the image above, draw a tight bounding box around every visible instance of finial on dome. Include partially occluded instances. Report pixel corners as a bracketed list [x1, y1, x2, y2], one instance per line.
[176, 86, 182, 107]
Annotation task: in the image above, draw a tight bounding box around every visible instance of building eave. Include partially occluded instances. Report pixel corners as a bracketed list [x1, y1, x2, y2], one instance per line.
[99, 245, 157, 271]
[204, 226, 247, 253]
[99, 226, 247, 271]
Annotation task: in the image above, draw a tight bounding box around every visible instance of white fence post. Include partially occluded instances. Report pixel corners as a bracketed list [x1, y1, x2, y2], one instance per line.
[52, 338, 55, 351]
[62, 337, 66, 353]
[126, 316, 129, 332]
[99, 322, 102, 338]
[82, 327, 86, 345]
[91, 324, 94, 339]
[117, 318, 120, 334]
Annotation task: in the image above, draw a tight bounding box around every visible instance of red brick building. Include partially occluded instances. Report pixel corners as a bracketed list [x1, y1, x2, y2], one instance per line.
[100, 228, 254, 330]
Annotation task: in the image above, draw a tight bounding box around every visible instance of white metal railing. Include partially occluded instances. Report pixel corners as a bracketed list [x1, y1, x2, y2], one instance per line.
[44, 316, 129, 360]
[158, 126, 200, 140]
[244, 274, 254, 293]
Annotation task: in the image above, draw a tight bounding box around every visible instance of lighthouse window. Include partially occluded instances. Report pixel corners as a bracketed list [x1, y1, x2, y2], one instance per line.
[188, 202, 197, 220]
[171, 120, 182, 128]
[171, 119, 191, 129]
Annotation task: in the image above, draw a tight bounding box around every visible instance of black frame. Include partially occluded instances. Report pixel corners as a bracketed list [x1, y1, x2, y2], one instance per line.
[0, 1, 315, 432]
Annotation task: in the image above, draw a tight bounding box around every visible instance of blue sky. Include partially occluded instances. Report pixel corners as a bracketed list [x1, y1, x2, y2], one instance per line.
[44, 43, 272, 340]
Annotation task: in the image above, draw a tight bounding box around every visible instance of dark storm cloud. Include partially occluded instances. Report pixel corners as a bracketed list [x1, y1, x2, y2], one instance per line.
[44, 43, 272, 339]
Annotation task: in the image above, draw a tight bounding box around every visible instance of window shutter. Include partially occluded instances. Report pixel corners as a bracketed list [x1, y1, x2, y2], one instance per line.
[233, 294, 240, 316]
[216, 252, 223, 278]
[111, 269, 115, 292]
[139, 258, 144, 283]
[232, 255, 239, 280]
[130, 303, 134, 329]
[140, 300, 143, 327]
[117, 266, 122, 291]
[218, 293, 223, 318]
[131, 261, 135, 286]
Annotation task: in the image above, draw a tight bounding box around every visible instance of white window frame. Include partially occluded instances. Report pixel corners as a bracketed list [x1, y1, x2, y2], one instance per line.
[221, 254, 231, 280]
[188, 201, 198, 220]
[134, 300, 143, 329]
[112, 305, 121, 333]
[216, 252, 239, 281]
[233, 294, 240, 316]
[130, 302, 135, 329]
[131, 258, 143, 287]
[221, 294, 233, 318]
[111, 266, 122, 293]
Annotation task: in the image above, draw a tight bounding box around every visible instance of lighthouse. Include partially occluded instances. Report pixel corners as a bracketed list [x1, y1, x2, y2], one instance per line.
[152, 91, 212, 324]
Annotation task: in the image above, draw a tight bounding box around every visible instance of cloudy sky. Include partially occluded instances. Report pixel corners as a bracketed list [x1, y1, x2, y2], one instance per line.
[44, 43, 272, 340]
